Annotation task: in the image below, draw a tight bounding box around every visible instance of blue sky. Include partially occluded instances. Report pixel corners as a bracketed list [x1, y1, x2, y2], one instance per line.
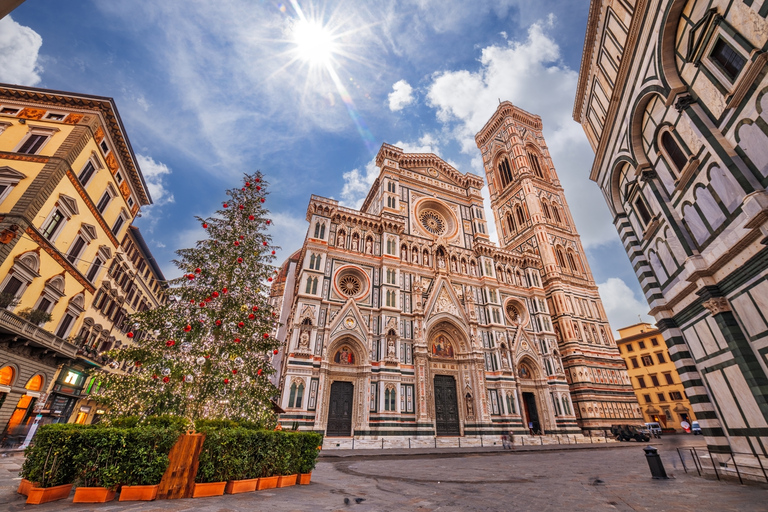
[2, 0, 654, 333]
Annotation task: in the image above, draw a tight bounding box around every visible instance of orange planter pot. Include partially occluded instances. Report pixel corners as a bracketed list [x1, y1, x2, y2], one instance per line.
[119, 484, 159, 501]
[192, 481, 226, 498]
[73, 486, 116, 503]
[225, 478, 259, 494]
[277, 474, 297, 487]
[26, 483, 73, 505]
[298, 473, 312, 485]
[256, 476, 279, 490]
[17, 478, 35, 496]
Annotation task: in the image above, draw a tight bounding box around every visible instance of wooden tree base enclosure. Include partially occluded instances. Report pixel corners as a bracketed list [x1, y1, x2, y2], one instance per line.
[156, 433, 205, 500]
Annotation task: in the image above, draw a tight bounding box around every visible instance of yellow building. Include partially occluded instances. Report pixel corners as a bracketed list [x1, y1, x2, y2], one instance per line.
[616, 323, 695, 432]
[0, 83, 153, 443]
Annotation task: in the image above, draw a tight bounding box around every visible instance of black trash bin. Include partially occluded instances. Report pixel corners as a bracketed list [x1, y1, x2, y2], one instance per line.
[644, 445, 668, 479]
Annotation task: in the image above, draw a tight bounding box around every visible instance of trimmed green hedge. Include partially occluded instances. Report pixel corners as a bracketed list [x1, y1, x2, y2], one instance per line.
[194, 428, 323, 483]
[21, 424, 180, 488]
[21, 424, 323, 487]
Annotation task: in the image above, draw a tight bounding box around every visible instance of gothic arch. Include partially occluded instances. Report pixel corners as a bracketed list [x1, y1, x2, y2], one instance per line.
[426, 318, 467, 355]
[629, 87, 668, 170]
[326, 335, 368, 366]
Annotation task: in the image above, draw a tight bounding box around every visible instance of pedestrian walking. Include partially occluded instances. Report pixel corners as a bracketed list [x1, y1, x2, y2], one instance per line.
[501, 433, 510, 449]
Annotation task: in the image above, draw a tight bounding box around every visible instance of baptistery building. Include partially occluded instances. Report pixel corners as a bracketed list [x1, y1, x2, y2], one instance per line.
[271, 103, 638, 439]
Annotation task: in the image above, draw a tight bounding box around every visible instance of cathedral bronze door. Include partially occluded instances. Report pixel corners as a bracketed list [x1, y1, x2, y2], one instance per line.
[326, 381, 353, 437]
[523, 392, 540, 434]
[434, 375, 460, 436]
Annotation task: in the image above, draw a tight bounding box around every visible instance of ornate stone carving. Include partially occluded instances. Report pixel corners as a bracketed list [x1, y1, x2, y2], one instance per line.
[674, 94, 695, 113]
[702, 297, 730, 315]
[434, 288, 458, 316]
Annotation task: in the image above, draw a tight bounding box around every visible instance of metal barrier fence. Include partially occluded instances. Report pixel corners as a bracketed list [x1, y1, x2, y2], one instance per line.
[677, 447, 768, 484]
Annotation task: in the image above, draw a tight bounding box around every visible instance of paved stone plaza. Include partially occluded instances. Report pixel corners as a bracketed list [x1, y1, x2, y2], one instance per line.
[1, 436, 765, 511]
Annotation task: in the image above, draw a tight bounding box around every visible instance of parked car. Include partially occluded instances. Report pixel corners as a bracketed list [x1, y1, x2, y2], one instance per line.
[644, 422, 662, 438]
[610, 424, 651, 442]
[691, 421, 702, 435]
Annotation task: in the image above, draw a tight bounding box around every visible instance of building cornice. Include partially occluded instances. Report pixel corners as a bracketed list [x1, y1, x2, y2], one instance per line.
[587, 0, 650, 183]
[573, 0, 603, 123]
[0, 84, 152, 206]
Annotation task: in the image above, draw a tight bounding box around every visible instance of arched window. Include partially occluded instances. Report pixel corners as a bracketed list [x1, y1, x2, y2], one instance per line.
[542, 202, 552, 220]
[567, 251, 580, 273]
[555, 247, 567, 268]
[295, 381, 305, 408]
[498, 156, 514, 189]
[385, 385, 396, 411]
[309, 254, 316, 269]
[661, 131, 687, 172]
[288, 382, 297, 408]
[515, 205, 526, 226]
[305, 276, 318, 294]
[25, 374, 43, 391]
[506, 214, 516, 234]
[0, 366, 15, 386]
[552, 206, 562, 223]
[314, 222, 321, 238]
[528, 152, 544, 179]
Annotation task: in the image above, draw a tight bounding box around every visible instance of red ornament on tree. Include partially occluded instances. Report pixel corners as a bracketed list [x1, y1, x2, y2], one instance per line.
[263, 241, 268, 246]
[224, 378, 230, 384]
[239, 235, 245, 240]
[238, 321, 244, 328]
[234, 241, 240, 246]
[260, 198, 265, 203]
[232, 369, 238, 375]
[237, 257, 244, 263]
[249, 215, 255, 220]
[222, 287, 228, 294]
[184, 325, 191, 332]
[166, 340, 176, 347]
[268, 277, 273, 282]
[245, 182, 250, 187]
[152, 374, 158, 380]
[239, 204, 244, 210]
[223, 203, 229, 208]
[205, 297, 211, 302]
[205, 354, 210, 359]
[273, 348, 279, 354]
[187, 274, 195, 280]
[127, 332, 134, 338]
[215, 319, 222, 326]
[248, 314, 255, 320]
[256, 186, 261, 191]
[266, 220, 271, 225]
[271, 250, 275, 255]
[234, 338, 241, 343]
[212, 291, 219, 298]
[163, 376, 170, 383]
[256, 178, 261, 182]
[252, 306, 258, 311]
[190, 299, 196, 304]
[135, 361, 141, 366]
[264, 333, 270, 339]
[202, 223, 208, 229]
[200, 302, 206, 308]
[195, 267, 202, 274]
[257, 368, 263, 376]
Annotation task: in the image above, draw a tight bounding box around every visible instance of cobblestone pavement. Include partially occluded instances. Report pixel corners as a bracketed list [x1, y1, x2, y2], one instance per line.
[1, 435, 765, 511]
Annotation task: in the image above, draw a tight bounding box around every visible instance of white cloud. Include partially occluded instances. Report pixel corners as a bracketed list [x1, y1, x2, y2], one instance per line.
[0, 16, 43, 86]
[136, 154, 175, 206]
[598, 277, 655, 337]
[424, 17, 619, 249]
[388, 80, 415, 111]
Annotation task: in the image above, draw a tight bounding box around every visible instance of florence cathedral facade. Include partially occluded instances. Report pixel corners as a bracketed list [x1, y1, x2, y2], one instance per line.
[271, 103, 639, 438]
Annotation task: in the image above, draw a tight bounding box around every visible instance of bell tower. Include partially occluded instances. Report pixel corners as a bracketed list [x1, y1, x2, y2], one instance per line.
[475, 102, 638, 431]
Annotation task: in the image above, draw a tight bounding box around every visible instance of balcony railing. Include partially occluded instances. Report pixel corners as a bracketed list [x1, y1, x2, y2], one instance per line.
[0, 309, 78, 358]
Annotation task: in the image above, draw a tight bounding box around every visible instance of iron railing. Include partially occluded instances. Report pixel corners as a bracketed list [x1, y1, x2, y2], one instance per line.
[678, 447, 768, 484]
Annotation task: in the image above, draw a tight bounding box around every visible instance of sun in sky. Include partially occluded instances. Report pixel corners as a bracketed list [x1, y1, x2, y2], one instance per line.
[292, 18, 337, 67]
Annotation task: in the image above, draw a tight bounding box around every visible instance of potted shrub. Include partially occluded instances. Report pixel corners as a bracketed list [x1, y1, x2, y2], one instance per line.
[192, 428, 232, 497]
[298, 432, 323, 484]
[255, 431, 280, 490]
[21, 424, 85, 504]
[224, 428, 260, 494]
[0, 291, 19, 309]
[276, 432, 300, 488]
[119, 426, 180, 501]
[72, 428, 123, 503]
[16, 307, 53, 326]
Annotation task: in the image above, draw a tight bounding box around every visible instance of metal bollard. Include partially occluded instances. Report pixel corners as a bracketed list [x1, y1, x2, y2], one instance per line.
[644, 446, 668, 479]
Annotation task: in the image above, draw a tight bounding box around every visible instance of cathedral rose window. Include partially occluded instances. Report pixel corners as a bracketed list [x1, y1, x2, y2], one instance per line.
[333, 265, 369, 299]
[419, 209, 447, 236]
[338, 274, 361, 296]
[415, 199, 457, 239]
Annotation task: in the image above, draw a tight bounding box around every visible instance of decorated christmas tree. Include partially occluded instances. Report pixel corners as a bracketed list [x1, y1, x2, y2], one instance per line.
[96, 172, 281, 426]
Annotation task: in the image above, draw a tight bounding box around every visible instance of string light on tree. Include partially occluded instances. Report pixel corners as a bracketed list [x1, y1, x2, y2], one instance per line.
[96, 171, 282, 426]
